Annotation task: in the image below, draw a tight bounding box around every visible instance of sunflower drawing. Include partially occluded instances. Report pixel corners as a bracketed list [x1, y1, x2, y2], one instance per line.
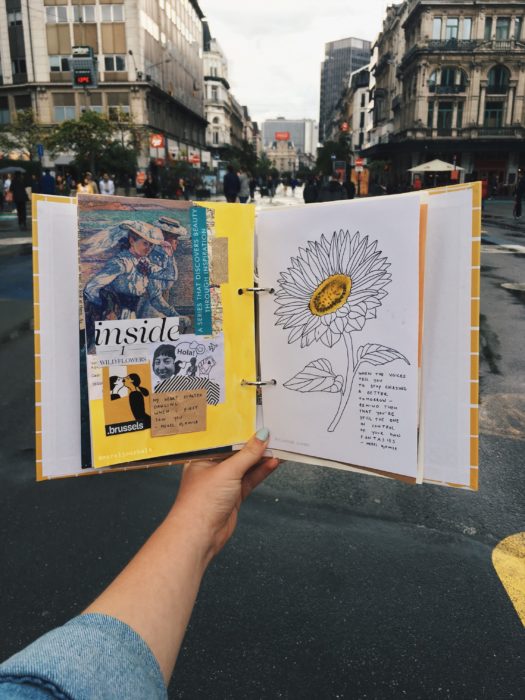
[275, 230, 409, 431]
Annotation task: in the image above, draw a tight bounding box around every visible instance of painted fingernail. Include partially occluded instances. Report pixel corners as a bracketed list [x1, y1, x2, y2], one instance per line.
[256, 427, 269, 441]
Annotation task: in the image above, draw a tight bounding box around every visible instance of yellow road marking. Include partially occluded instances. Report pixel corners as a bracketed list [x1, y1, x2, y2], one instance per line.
[492, 532, 525, 626]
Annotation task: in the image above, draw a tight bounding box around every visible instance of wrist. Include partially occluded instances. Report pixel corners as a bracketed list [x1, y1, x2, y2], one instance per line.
[162, 506, 216, 569]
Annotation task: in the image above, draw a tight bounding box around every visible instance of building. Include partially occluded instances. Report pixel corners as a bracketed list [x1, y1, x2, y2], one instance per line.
[347, 65, 372, 152]
[0, 0, 209, 169]
[365, 0, 525, 192]
[262, 117, 318, 156]
[266, 138, 298, 174]
[319, 37, 372, 143]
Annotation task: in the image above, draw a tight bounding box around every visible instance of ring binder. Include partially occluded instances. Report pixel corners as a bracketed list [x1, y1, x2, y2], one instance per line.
[241, 379, 277, 386]
[238, 287, 275, 295]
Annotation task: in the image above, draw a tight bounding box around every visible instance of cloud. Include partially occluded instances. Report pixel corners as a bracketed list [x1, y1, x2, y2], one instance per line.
[199, 0, 390, 122]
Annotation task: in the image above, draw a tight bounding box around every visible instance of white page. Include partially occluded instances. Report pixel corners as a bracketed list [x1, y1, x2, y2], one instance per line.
[421, 189, 474, 485]
[257, 195, 421, 478]
[37, 198, 84, 477]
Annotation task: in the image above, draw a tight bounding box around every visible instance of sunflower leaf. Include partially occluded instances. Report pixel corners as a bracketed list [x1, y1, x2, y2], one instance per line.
[355, 343, 410, 368]
[283, 359, 343, 393]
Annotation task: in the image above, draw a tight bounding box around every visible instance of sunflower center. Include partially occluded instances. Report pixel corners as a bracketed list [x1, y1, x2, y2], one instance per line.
[309, 274, 352, 316]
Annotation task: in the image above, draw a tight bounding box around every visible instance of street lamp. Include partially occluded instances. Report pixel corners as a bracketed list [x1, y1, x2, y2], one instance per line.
[128, 50, 171, 81]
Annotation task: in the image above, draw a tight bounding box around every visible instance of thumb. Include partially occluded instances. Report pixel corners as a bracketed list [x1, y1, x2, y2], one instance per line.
[219, 428, 270, 480]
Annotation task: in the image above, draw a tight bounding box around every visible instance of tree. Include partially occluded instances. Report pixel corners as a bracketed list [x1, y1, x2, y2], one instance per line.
[46, 111, 116, 174]
[220, 139, 258, 174]
[316, 137, 353, 176]
[0, 109, 48, 160]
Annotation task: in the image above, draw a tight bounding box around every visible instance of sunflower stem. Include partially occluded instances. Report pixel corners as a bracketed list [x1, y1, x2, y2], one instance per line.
[328, 333, 355, 432]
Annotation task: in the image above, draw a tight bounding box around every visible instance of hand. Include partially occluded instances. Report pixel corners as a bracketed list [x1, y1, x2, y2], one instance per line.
[169, 430, 279, 563]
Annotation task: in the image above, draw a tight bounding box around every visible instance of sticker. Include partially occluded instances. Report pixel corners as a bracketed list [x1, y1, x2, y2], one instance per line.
[211, 238, 229, 285]
[102, 363, 152, 435]
[151, 389, 207, 437]
[150, 333, 224, 404]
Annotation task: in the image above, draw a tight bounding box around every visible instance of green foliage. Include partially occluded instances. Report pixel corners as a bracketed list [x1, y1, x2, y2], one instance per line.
[220, 139, 258, 174]
[0, 109, 48, 160]
[46, 111, 115, 172]
[316, 138, 353, 175]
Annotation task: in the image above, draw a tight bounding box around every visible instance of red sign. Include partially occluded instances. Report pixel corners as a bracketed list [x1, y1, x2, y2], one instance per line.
[450, 169, 459, 181]
[355, 156, 365, 167]
[189, 154, 200, 164]
[275, 131, 290, 141]
[136, 171, 146, 187]
[340, 122, 349, 132]
[150, 133, 165, 148]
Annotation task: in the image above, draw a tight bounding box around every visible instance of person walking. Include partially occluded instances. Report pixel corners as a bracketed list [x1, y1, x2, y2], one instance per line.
[513, 171, 525, 219]
[9, 172, 29, 230]
[142, 173, 158, 199]
[249, 174, 257, 202]
[343, 177, 356, 200]
[223, 164, 240, 203]
[38, 169, 56, 195]
[303, 175, 319, 204]
[99, 173, 115, 196]
[238, 168, 250, 203]
[317, 174, 348, 202]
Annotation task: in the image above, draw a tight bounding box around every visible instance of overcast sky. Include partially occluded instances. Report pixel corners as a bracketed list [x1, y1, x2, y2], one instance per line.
[198, 0, 391, 124]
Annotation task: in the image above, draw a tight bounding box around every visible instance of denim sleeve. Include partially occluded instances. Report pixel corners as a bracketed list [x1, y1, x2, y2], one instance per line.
[0, 613, 167, 700]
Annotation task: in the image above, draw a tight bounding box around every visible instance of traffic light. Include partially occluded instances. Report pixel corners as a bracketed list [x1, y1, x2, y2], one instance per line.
[71, 46, 98, 88]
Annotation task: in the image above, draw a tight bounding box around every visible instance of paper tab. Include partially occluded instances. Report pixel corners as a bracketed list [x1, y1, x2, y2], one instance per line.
[151, 389, 207, 437]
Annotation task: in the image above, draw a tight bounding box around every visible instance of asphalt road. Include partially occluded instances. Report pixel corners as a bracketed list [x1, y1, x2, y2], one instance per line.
[0, 208, 524, 699]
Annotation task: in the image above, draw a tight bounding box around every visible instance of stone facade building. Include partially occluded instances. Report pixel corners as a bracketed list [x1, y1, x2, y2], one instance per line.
[266, 138, 298, 174]
[366, 0, 525, 191]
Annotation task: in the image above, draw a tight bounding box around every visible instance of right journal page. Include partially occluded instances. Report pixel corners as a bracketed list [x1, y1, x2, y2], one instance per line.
[256, 194, 422, 479]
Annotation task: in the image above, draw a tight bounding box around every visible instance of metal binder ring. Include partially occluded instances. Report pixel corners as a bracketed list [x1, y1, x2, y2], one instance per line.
[238, 287, 275, 295]
[241, 379, 277, 386]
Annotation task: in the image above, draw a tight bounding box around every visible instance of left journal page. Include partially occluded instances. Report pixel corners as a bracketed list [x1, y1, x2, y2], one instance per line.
[79, 195, 257, 469]
[35, 195, 256, 479]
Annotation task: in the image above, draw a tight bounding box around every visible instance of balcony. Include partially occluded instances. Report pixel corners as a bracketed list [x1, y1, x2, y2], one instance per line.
[477, 127, 520, 137]
[429, 84, 466, 95]
[486, 85, 508, 95]
[427, 39, 481, 52]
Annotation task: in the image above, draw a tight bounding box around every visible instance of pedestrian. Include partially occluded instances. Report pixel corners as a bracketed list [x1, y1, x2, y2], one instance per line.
[86, 172, 99, 193]
[291, 176, 298, 196]
[99, 172, 115, 196]
[3, 173, 12, 211]
[317, 174, 348, 202]
[9, 172, 29, 230]
[343, 176, 356, 199]
[77, 174, 96, 195]
[303, 175, 319, 204]
[0, 432, 278, 699]
[55, 174, 70, 196]
[266, 174, 276, 202]
[38, 169, 56, 195]
[513, 171, 525, 219]
[142, 173, 158, 199]
[238, 167, 250, 203]
[223, 164, 240, 203]
[249, 174, 257, 202]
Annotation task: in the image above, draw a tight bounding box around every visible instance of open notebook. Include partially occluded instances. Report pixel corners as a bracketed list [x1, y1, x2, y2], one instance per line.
[32, 183, 480, 489]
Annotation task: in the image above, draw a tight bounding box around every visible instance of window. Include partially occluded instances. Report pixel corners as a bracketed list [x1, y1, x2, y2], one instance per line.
[488, 65, 509, 93]
[212, 130, 219, 144]
[11, 58, 27, 74]
[359, 112, 365, 128]
[437, 101, 453, 131]
[484, 102, 503, 128]
[441, 67, 456, 86]
[432, 17, 442, 40]
[462, 18, 472, 40]
[361, 93, 366, 107]
[514, 17, 523, 40]
[0, 96, 9, 124]
[210, 66, 217, 77]
[7, 11, 22, 26]
[54, 105, 76, 121]
[211, 86, 218, 101]
[107, 92, 130, 120]
[104, 55, 126, 71]
[496, 17, 510, 40]
[101, 5, 125, 22]
[212, 116, 219, 124]
[457, 102, 464, 129]
[49, 55, 70, 72]
[484, 17, 493, 40]
[445, 17, 459, 40]
[46, 6, 68, 23]
[427, 101, 434, 128]
[73, 6, 96, 23]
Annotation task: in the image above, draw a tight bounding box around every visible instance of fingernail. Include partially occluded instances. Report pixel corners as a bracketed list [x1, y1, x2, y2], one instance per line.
[256, 427, 269, 441]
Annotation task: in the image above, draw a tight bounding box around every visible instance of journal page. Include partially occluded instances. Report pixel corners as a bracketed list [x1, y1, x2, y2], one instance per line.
[257, 195, 421, 478]
[78, 196, 256, 469]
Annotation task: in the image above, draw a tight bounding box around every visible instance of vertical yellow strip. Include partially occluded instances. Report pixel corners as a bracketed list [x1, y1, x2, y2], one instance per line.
[418, 203, 428, 368]
[32, 195, 43, 481]
[470, 182, 481, 490]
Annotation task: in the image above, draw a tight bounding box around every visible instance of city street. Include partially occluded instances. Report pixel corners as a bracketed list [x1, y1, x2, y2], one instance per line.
[0, 195, 524, 698]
